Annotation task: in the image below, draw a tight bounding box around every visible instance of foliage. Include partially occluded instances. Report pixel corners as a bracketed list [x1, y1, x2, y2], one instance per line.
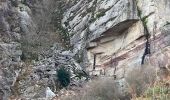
[126, 65, 156, 97]
[89, 11, 105, 23]
[57, 68, 71, 87]
[51, 1, 70, 48]
[141, 17, 148, 28]
[61, 77, 120, 100]
[145, 85, 169, 96]
[19, 0, 61, 61]
[129, 64, 170, 100]
[142, 67, 170, 100]
[132, 81, 170, 100]
[95, 11, 106, 18]
[61, 64, 170, 100]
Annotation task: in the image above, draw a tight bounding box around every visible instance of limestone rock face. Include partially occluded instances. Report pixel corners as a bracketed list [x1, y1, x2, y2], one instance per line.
[62, 0, 138, 53]
[63, 0, 170, 78]
[0, 1, 22, 99]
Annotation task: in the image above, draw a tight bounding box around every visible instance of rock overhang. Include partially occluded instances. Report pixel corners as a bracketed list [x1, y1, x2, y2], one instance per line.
[62, 0, 139, 50]
[88, 19, 139, 42]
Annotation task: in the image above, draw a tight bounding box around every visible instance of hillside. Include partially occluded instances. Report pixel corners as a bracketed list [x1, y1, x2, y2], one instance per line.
[0, 0, 170, 100]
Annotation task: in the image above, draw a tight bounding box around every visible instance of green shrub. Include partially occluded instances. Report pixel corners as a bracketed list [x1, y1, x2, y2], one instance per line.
[57, 68, 70, 87]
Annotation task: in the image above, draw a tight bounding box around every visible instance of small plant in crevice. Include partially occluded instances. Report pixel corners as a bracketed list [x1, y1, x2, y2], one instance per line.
[141, 17, 148, 28]
[95, 11, 105, 18]
[57, 68, 71, 87]
[89, 9, 107, 23]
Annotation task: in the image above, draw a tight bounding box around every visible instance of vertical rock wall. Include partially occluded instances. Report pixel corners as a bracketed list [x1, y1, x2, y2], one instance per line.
[62, 0, 170, 77]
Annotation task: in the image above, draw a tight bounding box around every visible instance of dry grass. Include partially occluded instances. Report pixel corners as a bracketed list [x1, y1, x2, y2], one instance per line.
[125, 64, 156, 98]
[61, 77, 119, 100]
[127, 64, 170, 100]
[138, 70, 170, 100]
[59, 64, 170, 100]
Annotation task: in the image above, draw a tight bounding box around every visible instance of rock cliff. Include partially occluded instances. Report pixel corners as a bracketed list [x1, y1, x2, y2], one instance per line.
[0, 0, 170, 99]
[62, 0, 170, 77]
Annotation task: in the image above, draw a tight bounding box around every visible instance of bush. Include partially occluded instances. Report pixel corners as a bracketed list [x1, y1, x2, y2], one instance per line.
[125, 65, 156, 97]
[84, 78, 118, 100]
[145, 85, 169, 96]
[143, 66, 170, 100]
[57, 68, 70, 87]
[61, 77, 120, 100]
